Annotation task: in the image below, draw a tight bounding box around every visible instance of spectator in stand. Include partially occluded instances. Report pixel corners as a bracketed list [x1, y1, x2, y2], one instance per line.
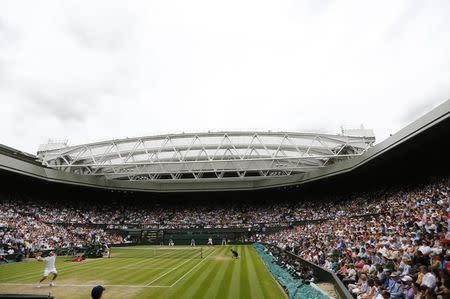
[401, 276, 415, 299]
[342, 263, 357, 287]
[420, 265, 437, 290]
[0, 246, 7, 264]
[384, 272, 403, 299]
[348, 273, 370, 297]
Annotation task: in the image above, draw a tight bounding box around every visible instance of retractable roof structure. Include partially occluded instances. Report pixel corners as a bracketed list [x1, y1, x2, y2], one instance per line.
[37, 131, 375, 181]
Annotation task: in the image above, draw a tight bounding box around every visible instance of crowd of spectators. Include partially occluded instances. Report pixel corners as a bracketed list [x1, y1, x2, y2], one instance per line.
[0, 201, 124, 258]
[1, 175, 449, 298]
[260, 177, 450, 298]
[0, 191, 387, 230]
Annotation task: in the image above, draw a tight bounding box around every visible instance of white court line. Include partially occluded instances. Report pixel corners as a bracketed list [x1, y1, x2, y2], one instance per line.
[170, 248, 217, 287]
[0, 248, 217, 289]
[0, 283, 170, 288]
[0, 258, 109, 282]
[144, 255, 198, 286]
[0, 250, 178, 285]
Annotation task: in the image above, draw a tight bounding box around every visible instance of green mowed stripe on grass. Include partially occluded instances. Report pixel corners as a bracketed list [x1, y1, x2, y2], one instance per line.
[192, 254, 225, 299]
[228, 251, 242, 299]
[215, 247, 240, 299]
[0, 245, 286, 299]
[240, 246, 252, 299]
[250, 249, 276, 299]
[169, 249, 218, 298]
[201, 247, 233, 299]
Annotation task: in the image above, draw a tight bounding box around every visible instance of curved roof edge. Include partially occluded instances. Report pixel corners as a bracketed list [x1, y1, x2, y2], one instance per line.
[0, 100, 449, 192]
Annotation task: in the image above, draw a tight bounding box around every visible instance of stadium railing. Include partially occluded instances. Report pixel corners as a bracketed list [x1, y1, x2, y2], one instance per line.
[285, 252, 352, 299]
[254, 243, 330, 299]
[261, 243, 353, 299]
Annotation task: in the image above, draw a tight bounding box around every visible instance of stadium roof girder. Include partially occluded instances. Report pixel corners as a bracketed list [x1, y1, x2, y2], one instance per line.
[78, 158, 328, 177]
[49, 144, 336, 165]
[40, 132, 371, 156]
[37, 131, 375, 181]
[40, 139, 368, 164]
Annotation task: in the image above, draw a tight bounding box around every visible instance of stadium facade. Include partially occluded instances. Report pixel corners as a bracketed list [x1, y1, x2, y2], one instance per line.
[0, 100, 449, 192]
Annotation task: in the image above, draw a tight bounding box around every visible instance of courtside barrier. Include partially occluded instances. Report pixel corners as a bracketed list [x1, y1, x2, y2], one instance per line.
[254, 243, 330, 299]
[260, 243, 352, 299]
[283, 248, 352, 299]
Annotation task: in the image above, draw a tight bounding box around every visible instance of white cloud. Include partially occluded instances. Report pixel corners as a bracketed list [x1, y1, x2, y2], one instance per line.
[0, 0, 449, 153]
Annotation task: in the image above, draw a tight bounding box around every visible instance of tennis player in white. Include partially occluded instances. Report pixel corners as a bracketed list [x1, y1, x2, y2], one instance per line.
[36, 251, 58, 288]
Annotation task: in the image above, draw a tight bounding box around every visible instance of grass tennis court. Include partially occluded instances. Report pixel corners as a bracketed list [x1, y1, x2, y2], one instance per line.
[0, 245, 286, 299]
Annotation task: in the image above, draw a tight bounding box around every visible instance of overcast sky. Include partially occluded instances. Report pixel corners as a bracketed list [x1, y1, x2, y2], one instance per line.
[1, 0, 449, 154]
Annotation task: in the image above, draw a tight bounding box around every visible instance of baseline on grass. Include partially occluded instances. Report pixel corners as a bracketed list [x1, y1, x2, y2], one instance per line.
[109, 247, 203, 259]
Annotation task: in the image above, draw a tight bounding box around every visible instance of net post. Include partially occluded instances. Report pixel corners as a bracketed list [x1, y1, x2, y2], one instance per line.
[201, 247, 203, 259]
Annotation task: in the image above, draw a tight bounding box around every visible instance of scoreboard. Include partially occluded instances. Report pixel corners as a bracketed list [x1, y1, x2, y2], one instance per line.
[142, 230, 163, 244]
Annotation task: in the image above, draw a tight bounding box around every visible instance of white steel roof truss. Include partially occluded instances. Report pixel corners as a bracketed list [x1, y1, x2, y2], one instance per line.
[38, 131, 374, 180]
